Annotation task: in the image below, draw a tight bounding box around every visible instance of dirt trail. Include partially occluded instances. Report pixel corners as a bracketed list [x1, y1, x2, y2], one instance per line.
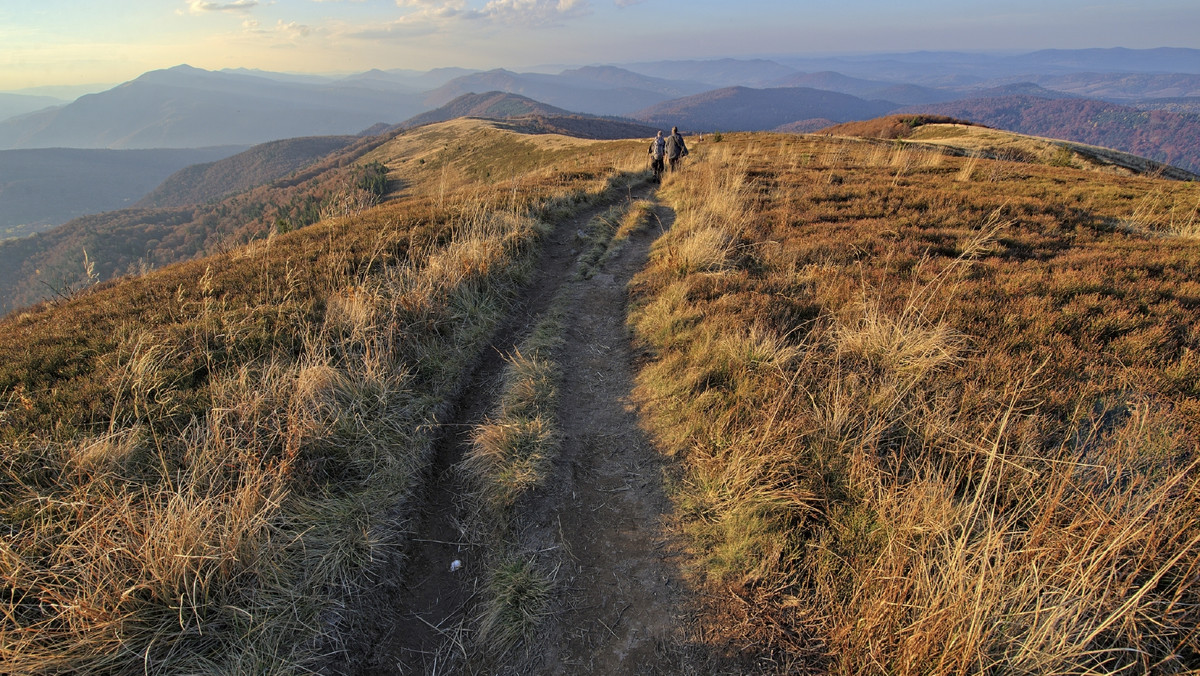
[523, 202, 699, 675]
[334, 187, 698, 674]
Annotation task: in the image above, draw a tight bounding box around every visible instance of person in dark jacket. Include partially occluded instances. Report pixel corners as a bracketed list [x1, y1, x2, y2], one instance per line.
[648, 130, 666, 182]
[665, 126, 689, 171]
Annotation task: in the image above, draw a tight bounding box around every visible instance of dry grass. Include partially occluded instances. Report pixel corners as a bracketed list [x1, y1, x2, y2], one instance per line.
[631, 133, 1200, 672]
[0, 120, 650, 672]
[1117, 187, 1200, 239]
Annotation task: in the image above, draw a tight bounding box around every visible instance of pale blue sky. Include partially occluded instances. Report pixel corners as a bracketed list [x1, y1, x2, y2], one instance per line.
[2, 0, 1198, 89]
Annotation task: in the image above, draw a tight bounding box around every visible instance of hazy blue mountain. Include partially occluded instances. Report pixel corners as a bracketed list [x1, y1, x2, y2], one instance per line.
[1023, 72, 1200, 102]
[631, 86, 899, 132]
[966, 83, 1082, 99]
[0, 146, 245, 241]
[0, 65, 425, 150]
[0, 93, 67, 123]
[621, 58, 798, 88]
[3, 82, 113, 100]
[218, 68, 339, 85]
[774, 48, 1200, 85]
[1013, 48, 1200, 74]
[422, 67, 695, 116]
[340, 67, 480, 92]
[555, 66, 710, 97]
[770, 71, 957, 104]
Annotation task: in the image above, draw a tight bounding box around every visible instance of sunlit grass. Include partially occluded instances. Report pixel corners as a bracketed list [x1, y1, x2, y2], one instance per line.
[631, 132, 1200, 671]
[0, 120, 649, 672]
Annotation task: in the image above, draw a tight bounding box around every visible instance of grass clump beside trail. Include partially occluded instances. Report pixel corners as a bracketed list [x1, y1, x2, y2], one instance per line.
[631, 133, 1200, 673]
[461, 308, 565, 655]
[0, 121, 649, 673]
[575, 198, 656, 279]
[464, 304, 566, 518]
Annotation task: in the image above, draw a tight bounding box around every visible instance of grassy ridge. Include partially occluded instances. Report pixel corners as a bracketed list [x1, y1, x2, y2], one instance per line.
[0, 121, 647, 672]
[631, 133, 1200, 672]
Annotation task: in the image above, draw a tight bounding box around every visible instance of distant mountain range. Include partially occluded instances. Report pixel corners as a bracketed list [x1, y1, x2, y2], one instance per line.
[6, 48, 1200, 247]
[4, 49, 1200, 151]
[771, 47, 1200, 86]
[0, 93, 67, 123]
[0, 65, 425, 150]
[631, 86, 898, 132]
[420, 66, 710, 116]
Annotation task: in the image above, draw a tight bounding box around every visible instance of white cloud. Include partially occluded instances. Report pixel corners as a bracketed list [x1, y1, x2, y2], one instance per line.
[186, 0, 259, 14]
[482, 0, 589, 24]
[390, 0, 589, 27]
[242, 18, 312, 39]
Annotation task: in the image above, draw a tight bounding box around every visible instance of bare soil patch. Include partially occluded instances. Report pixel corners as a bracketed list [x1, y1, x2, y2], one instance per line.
[511, 202, 702, 675]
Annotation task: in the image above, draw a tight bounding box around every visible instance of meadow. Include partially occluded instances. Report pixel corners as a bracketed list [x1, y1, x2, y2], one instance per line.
[632, 132, 1200, 673]
[0, 120, 645, 673]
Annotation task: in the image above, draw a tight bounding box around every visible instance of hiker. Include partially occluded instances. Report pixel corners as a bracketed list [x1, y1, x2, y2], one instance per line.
[648, 130, 666, 182]
[665, 126, 688, 172]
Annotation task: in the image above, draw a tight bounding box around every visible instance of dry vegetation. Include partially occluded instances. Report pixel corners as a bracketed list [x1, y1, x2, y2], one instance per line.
[5, 116, 1200, 674]
[631, 133, 1200, 673]
[0, 120, 647, 673]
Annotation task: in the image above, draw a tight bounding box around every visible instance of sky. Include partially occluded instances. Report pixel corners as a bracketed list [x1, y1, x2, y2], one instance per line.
[2, 0, 1200, 91]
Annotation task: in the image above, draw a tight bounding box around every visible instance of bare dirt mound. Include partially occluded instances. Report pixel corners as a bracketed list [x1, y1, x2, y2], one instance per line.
[331, 189, 707, 674]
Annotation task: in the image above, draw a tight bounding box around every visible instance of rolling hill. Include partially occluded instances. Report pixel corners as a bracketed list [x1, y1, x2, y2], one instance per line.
[903, 95, 1200, 173]
[823, 115, 1200, 180]
[135, 136, 358, 209]
[399, 91, 657, 139]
